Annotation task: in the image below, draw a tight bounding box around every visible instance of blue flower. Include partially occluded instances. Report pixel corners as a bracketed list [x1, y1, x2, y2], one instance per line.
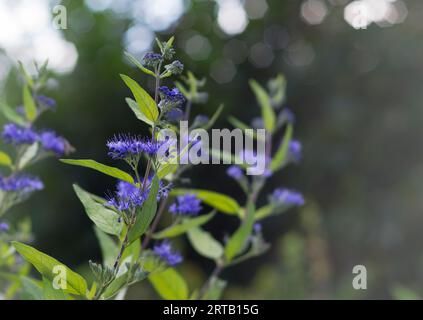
[107, 179, 169, 212]
[169, 194, 202, 216]
[0, 222, 9, 232]
[107, 181, 146, 211]
[253, 223, 262, 233]
[280, 108, 295, 124]
[158, 86, 185, 111]
[251, 117, 264, 129]
[2, 123, 38, 145]
[141, 52, 163, 68]
[0, 175, 44, 194]
[164, 60, 184, 75]
[271, 188, 304, 206]
[227, 165, 244, 180]
[153, 241, 183, 266]
[106, 135, 161, 160]
[35, 95, 56, 109]
[39, 131, 68, 156]
[165, 108, 184, 122]
[289, 140, 302, 163]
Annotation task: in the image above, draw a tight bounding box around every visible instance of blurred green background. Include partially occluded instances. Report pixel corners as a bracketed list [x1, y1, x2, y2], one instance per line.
[0, 0, 422, 299]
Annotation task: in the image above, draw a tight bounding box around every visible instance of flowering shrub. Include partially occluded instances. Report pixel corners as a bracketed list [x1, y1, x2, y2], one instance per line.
[0, 61, 72, 299]
[5, 37, 304, 300]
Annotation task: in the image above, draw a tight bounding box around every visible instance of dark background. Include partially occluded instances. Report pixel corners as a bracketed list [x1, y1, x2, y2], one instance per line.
[1, 0, 422, 299]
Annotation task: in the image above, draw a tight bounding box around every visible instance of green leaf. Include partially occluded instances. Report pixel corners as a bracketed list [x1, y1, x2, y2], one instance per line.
[270, 124, 293, 172]
[0, 150, 12, 167]
[120, 74, 159, 123]
[43, 277, 69, 300]
[249, 79, 276, 133]
[124, 51, 156, 77]
[153, 212, 215, 239]
[125, 98, 154, 127]
[224, 202, 256, 261]
[149, 268, 188, 300]
[94, 227, 119, 266]
[73, 184, 122, 236]
[187, 227, 223, 260]
[23, 84, 37, 122]
[18, 61, 34, 88]
[0, 101, 26, 126]
[21, 277, 43, 300]
[17, 142, 38, 170]
[61, 159, 135, 184]
[171, 189, 240, 215]
[12, 242, 88, 296]
[128, 175, 159, 243]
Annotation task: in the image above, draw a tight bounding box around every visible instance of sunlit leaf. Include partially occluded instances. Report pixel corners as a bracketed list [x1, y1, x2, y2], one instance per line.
[224, 202, 256, 261]
[171, 189, 240, 215]
[12, 242, 88, 297]
[187, 227, 223, 260]
[120, 74, 158, 123]
[23, 84, 37, 122]
[125, 97, 154, 127]
[124, 51, 156, 77]
[249, 79, 276, 133]
[74, 184, 122, 236]
[149, 268, 188, 300]
[0, 150, 12, 167]
[270, 124, 293, 172]
[61, 159, 135, 184]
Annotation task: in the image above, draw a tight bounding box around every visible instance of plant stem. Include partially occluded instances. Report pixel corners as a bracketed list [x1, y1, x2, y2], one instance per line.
[197, 263, 224, 300]
[142, 197, 169, 249]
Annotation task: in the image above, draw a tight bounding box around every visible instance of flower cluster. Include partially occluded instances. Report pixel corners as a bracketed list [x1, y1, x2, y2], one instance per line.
[270, 188, 305, 207]
[2, 123, 70, 156]
[158, 86, 185, 112]
[141, 52, 163, 68]
[107, 179, 170, 212]
[35, 95, 56, 110]
[153, 241, 182, 266]
[106, 135, 162, 160]
[0, 175, 44, 194]
[2, 123, 38, 145]
[164, 60, 184, 75]
[288, 140, 302, 163]
[0, 222, 9, 232]
[227, 165, 244, 181]
[169, 194, 202, 216]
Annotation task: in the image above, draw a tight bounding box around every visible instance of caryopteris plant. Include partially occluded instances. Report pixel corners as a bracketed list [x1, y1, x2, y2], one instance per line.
[0, 62, 72, 299]
[10, 37, 304, 300]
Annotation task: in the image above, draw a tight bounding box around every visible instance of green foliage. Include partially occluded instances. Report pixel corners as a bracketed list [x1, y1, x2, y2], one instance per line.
[120, 74, 159, 123]
[12, 242, 88, 297]
[171, 189, 240, 215]
[187, 227, 224, 260]
[73, 184, 122, 236]
[270, 124, 293, 172]
[249, 79, 276, 133]
[127, 175, 159, 244]
[149, 268, 188, 300]
[61, 159, 135, 184]
[224, 202, 256, 261]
